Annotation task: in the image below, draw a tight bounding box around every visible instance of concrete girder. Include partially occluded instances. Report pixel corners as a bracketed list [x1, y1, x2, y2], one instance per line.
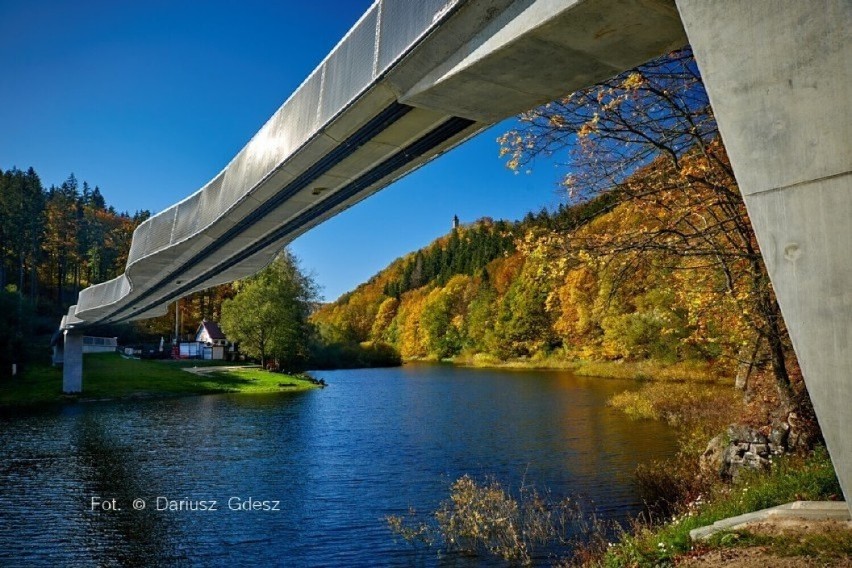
[677, 0, 852, 505]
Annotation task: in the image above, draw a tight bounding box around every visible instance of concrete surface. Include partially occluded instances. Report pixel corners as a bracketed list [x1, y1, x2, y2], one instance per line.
[677, 0, 852, 511]
[690, 501, 851, 541]
[62, 332, 83, 394]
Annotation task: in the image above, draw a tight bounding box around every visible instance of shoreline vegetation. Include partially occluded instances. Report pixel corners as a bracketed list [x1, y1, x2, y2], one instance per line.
[2, 347, 723, 410]
[0, 352, 320, 408]
[390, 356, 848, 567]
[388, 447, 845, 566]
[0, 349, 739, 411]
[0, 348, 729, 415]
[440, 353, 731, 384]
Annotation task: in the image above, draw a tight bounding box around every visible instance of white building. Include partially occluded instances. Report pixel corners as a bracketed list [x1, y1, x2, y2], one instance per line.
[194, 320, 227, 360]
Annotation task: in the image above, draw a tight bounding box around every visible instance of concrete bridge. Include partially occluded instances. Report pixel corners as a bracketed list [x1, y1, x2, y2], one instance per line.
[57, 1, 851, 506]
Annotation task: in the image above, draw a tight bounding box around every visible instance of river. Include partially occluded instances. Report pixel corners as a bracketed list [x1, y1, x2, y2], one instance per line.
[0, 364, 676, 566]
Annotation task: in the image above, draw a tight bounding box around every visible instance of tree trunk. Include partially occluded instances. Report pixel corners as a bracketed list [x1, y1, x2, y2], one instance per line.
[735, 334, 762, 393]
[18, 251, 25, 293]
[762, 291, 794, 411]
[30, 262, 37, 301]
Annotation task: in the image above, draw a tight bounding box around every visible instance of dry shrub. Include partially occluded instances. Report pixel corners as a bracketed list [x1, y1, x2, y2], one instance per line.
[609, 382, 743, 455]
[634, 456, 716, 521]
[388, 475, 612, 565]
[437, 475, 541, 562]
[609, 383, 743, 520]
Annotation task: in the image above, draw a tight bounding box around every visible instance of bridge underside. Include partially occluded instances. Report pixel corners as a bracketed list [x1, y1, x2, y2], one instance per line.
[60, 0, 851, 508]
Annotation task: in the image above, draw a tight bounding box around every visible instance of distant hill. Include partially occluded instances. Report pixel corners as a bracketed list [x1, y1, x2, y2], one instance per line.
[311, 181, 748, 369]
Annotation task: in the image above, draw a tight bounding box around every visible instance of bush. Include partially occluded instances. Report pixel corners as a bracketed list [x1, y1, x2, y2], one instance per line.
[573, 358, 730, 383]
[634, 457, 714, 521]
[388, 475, 610, 565]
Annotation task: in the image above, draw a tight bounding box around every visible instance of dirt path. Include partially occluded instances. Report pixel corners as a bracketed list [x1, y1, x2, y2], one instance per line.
[679, 519, 852, 567]
[180, 365, 261, 376]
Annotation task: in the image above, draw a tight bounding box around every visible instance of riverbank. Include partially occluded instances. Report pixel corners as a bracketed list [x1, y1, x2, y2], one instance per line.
[387, 446, 847, 566]
[445, 353, 731, 384]
[412, 357, 849, 565]
[600, 447, 848, 566]
[0, 353, 319, 407]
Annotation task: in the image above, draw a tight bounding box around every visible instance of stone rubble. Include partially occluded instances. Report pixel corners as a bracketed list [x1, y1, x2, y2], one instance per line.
[702, 422, 792, 481]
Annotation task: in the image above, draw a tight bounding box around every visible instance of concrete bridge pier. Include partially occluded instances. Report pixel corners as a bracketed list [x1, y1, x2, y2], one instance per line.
[676, 1, 851, 504]
[62, 331, 83, 394]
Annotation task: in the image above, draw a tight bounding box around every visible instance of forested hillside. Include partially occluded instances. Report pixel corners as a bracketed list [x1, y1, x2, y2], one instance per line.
[0, 167, 236, 375]
[313, 48, 797, 405]
[0, 169, 146, 305]
[312, 151, 752, 377]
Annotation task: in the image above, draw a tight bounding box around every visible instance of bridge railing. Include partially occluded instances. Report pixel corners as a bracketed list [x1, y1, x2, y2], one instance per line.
[122, 0, 458, 271]
[75, 0, 460, 322]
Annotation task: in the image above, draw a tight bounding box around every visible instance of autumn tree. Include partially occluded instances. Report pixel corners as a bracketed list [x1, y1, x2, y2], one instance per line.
[463, 274, 497, 350]
[371, 296, 399, 341]
[419, 275, 474, 358]
[499, 47, 795, 407]
[490, 250, 557, 359]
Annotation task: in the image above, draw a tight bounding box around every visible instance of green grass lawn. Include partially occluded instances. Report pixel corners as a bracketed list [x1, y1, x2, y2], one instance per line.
[0, 353, 319, 407]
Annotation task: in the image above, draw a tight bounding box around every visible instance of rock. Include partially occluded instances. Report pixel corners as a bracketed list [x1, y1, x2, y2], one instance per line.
[769, 422, 790, 447]
[724, 443, 742, 461]
[704, 423, 780, 481]
[701, 433, 727, 477]
[727, 424, 768, 445]
[750, 443, 768, 457]
[720, 443, 746, 479]
[767, 443, 784, 455]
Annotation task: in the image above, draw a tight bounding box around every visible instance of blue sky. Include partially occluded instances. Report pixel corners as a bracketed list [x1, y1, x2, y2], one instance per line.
[0, 0, 568, 301]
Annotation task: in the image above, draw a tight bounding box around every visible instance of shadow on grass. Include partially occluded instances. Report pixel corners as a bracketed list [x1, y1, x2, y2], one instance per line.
[1, 353, 316, 407]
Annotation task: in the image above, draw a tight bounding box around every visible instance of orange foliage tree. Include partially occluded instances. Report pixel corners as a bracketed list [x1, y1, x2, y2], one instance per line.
[499, 47, 795, 406]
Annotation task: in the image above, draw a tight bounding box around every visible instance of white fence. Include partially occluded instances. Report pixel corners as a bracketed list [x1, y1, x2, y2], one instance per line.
[82, 336, 118, 354]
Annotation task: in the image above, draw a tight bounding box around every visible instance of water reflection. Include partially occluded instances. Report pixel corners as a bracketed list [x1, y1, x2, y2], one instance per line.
[75, 416, 178, 566]
[0, 365, 676, 566]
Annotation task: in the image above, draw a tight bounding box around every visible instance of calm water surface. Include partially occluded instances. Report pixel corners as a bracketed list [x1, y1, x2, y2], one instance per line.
[0, 365, 676, 566]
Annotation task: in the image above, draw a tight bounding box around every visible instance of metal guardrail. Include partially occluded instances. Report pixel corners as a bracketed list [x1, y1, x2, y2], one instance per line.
[74, 0, 459, 321]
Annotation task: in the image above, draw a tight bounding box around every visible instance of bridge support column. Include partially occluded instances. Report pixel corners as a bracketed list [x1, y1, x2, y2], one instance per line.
[63, 331, 83, 394]
[676, 1, 852, 506]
